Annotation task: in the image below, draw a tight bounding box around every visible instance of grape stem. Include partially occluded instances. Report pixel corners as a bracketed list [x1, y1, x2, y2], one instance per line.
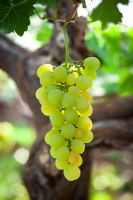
[81, 0, 87, 8]
[62, 22, 69, 66]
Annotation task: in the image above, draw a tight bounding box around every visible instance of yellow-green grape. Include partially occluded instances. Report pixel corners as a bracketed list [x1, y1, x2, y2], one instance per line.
[68, 152, 82, 166]
[56, 146, 70, 161]
[40, 71, 53, 87]
[83, 69, 97, 80]
[80, 104, 93, 117]
[62, 93, 75, 109]
[64, 165, 80, 181]
[75, 98, 90, 113]
[37, 64, 53, 78]
[50, 110, 64, 128]
[71, 139, 85, 154]
[68, 86, 81, 98]
[50, 147, 57, 158]
[83, 57, 100, 70]
[41, 103, 56, 116]
[46, 85, 57, 93]
[74, 128, 84, 139]
[81, 91, 92, 101]
[76, 116, 92, 131]
[45, 129, 59, 145]
[64, 109, 78, 124]
[55, 159, 68, 170]
[61, 124, 75, 139]
[81, 130, 93, 143]
[50, 134, 66, 150]
[35, 87, 47, 105]
[48, 88, 62, 107]
[66, 73, 76, 85]
[54, 66, 67, 82]
[76, 75, 92, 91]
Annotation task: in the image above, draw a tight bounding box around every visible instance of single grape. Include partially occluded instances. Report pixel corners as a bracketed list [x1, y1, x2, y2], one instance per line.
[75, 98, 90, 113]
[48, 88, 62, 107]
[83, 69, 97, 80]
[54, 66, 67, 82]
[74, 128, 84, 139]
[66, 73, 76, 85]
[68, 86, 81, 98]
[64, 109, 78, 124]
[61, 124, 75, 139]
[50, 110, 64, 128]
[41, 103, 56, 116]
[40, 71, 53, 87]
[83, 57, 100, 70]
[76, 116, 92, 131]
[76, 75, 92, 91]
[45, 129, 59, 145]
[68, 152, 82, 167]
[55, 159, 68, 170]
[80, 104, 93, 116]
[56, 146, 70, 161]
[71, 139, 85, 154]
[81, 130, 93, 143]
[62, 93, 75, 109]
[37, 64, 53, 78]
[50, 134, 66, 150]
[64, 165, 80, 181]
[35, 87, 48, 105]
[81, 91, 92, 101]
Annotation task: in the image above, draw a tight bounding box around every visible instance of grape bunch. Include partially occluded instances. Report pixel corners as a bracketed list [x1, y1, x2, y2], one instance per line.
[36, 57, 100, 181]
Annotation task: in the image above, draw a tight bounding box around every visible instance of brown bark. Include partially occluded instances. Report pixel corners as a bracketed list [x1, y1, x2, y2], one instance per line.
[0, 17, 133, 200]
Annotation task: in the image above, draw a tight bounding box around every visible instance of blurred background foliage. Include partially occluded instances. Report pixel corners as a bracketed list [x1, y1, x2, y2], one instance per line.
[0, 6, 133, 200]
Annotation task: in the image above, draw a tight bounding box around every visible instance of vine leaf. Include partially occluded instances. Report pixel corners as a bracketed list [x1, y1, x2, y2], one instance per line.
[91, 0, 129, 27]
[0, 0, 36, 36]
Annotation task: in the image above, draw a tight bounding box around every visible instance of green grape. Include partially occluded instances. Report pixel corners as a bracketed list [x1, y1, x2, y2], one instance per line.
[45, 129, 59, 145]
[64, 165, 80, 181]
[62, 93, 75, 109]
[37, 64, 53, 78]
[83, 57, 100, 70]
[75, 98, 90, 113]
[68, 86, 81, 98]
[81, 91, 92, 101]
[40, 71, 53, 87]
[61, 124, 75, 139]
[66, 73, 76, 85]
[48, 88, 62, 107]
[80, 104, 93, 116]
[74, 128, 84, 139]
[56, 146, 70, 161]
[41, 103, 56, 116]
[83, 69, 97, 80]
[76, 75, 92, 91]
[46, 85, 57, 93]
[64, 109, 78, 123]
[55, 159, 68, 170]
[81, 130, 93, 143]
[68, 152, 82, 166]
[35, 87, 48, 105]
[54, 66, 67, 82]
[50, 147, 57, 158]
[71, 139, 85, 154]
[50, 134, 65, 150]
[50, 111, 64, 128]
[76, 116, 92, 131]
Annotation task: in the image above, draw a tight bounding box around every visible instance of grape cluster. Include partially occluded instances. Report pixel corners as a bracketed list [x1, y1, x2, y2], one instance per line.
[36, 57, 100, 181]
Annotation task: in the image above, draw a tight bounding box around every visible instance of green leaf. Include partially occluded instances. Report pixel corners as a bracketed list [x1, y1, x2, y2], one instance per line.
[37, 0, 58, 7]
[91, 0, 129, 27]
[0, 0, 36, 36]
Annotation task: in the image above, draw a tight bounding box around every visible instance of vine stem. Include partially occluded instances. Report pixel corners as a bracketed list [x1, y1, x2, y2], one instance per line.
[62, 22, 69, 66]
